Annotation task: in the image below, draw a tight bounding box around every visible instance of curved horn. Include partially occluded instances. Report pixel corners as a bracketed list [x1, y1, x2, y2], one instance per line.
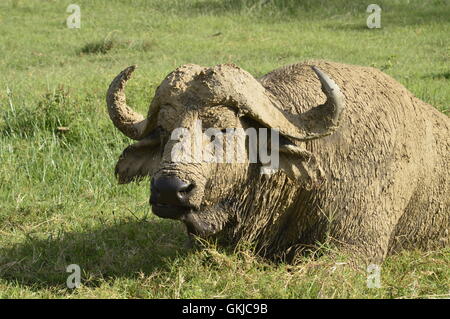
[281, 65, 345, 141]
[203, 64, 345, 142]
[310, 66, 344, 128]
[106, 65, 153, 140]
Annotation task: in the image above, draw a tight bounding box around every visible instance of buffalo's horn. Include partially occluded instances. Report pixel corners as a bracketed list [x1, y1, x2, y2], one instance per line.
[281, 65, 345, 141]
[206, 64, 345, 142]
[311, 66, 344, 127]
[106, 65, 153, 140]
[246, 65, 345, 141]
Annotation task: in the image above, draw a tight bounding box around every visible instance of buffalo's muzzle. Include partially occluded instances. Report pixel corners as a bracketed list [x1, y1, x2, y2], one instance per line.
[150, 175, 195, 219]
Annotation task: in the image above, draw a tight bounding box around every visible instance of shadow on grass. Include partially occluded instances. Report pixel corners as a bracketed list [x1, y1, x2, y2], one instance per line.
[183, 0, 449, 26]
[78, 38, 154, 55]
[324, 23, 376, 31]
[0, 219, 189, 290]
[421, 71, 450, 80]
[189, 0, 370, 15]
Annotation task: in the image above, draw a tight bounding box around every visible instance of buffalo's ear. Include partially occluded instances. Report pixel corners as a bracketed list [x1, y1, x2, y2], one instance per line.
[277, 142, 325, 189]
[115, 134, 161, 184]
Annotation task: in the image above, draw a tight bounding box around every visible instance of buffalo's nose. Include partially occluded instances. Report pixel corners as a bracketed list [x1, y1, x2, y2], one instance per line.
[150, 175, 195, 209]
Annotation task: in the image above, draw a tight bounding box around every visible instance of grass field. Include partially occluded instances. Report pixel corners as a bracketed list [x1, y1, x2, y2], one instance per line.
[0, 0, 449, 298]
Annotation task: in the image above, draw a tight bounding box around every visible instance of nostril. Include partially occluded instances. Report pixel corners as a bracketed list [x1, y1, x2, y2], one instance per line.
[177, 183, 195, 202]
[179, 183, 195, 194]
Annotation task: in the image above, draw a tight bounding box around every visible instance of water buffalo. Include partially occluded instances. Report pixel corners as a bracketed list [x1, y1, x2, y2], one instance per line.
[106, 60, 449, 263]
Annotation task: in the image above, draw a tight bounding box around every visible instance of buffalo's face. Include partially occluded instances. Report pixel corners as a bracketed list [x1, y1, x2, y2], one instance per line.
[106, 63, 344, 240]
[149, 105, 251, 237]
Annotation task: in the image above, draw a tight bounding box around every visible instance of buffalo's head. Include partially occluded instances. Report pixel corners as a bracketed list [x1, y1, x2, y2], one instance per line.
[106, 63, 344, 240]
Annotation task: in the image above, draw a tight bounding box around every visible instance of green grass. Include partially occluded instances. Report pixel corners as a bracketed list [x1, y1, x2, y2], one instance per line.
[0, 0, 449, 298]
